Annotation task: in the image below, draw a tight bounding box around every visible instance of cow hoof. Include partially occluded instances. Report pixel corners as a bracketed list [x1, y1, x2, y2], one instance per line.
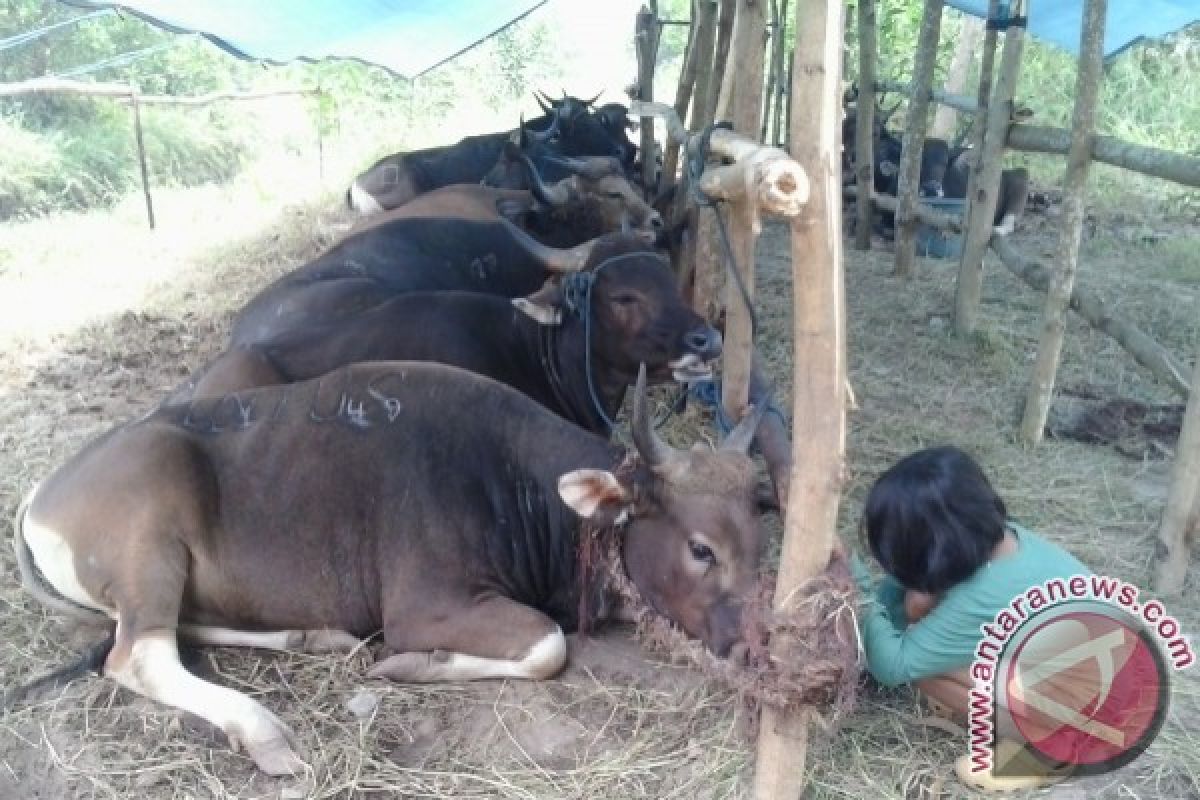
[228, 714, 308, 776]
[301, 630, 361, 653]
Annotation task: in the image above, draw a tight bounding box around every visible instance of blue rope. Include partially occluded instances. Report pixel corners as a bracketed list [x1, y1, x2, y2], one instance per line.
[54, 42, 177, 79]
[688, 378, 788, 437]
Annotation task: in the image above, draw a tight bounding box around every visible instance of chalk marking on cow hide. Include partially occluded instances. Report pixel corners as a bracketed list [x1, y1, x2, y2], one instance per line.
[21, 504, 112, 616]
[367, 383, 403, 422]
[108, 631, 306, 776]
[348, 182, 383, 214]
[367, 628, 567, 682]
[343, 395, 370, 428]
[233, 396, 256, 429]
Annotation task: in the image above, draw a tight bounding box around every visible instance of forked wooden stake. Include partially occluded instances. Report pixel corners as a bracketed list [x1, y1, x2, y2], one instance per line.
[753, 0, 846, 796]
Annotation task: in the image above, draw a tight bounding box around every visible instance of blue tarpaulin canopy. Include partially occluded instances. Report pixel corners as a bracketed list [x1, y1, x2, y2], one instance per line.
[946, 0, 1197, 59]
[59, 0, 548, 79]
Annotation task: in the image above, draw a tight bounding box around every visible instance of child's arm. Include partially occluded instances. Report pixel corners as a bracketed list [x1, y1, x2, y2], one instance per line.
[860, 586, 989, 687]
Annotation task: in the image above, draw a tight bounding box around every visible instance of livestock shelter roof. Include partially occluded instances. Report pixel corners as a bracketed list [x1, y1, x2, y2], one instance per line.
[947, 0, 1197, 59]
[58, 0, 548, 79]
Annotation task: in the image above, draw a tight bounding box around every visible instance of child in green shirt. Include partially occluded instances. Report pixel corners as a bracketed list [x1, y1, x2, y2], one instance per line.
[852, 446, 1092, 792]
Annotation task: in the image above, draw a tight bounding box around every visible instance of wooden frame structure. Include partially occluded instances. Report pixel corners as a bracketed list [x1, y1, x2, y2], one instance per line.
[633, 0, 846, 790]
[850, 0, 1198, 593]
[0, 77, 323, 230]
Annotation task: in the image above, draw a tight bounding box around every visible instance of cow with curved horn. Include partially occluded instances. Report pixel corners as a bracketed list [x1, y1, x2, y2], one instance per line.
[229, 217, 643, 346]
[172, 234, 720, 436]
[15, 362, 766, 774]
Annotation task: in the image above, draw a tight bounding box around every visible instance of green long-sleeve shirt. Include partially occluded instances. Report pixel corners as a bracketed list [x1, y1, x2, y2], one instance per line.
[853, 522, 1091, 687]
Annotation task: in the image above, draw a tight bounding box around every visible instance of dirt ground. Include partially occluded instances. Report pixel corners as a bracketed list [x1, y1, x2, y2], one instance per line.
[0, 184, 1196, 799]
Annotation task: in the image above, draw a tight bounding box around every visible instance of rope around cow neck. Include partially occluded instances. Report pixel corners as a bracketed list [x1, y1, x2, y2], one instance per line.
[559, 250, 685, 434]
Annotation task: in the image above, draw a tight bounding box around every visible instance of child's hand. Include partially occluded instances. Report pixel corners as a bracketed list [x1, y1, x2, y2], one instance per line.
[849, 552, 875, 594]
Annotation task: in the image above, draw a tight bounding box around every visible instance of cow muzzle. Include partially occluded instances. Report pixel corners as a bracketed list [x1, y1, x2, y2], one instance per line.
[706, 599, 744, 658]
[670, 325, 722, 383]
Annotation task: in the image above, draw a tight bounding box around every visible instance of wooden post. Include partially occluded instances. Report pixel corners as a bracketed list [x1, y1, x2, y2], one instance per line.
[1018, 0, 1106, 445]
[688, 0, 720, 130]
[662, 2, 701, 190]
[1156, 346, 1200, 596]
[760, 0, 780, 143]
[636, 5, 662, 193]
[931, 15, 983, 139]
[706, 0, 736, 123]
[854, 0, 878, 251]
[721, 0, 769, 421]
[1007, 125, 1200, 188]
[770, 0, 790, 146]
[130, 92, 155, 231]
[892, 0, 944, 277]
[783, 47, 794, 150]
[753, 0, 845, 794]
[954, 0, 1023, 334]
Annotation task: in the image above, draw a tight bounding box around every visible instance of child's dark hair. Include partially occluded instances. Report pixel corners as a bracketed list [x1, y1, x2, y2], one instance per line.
[864, 446, 1007, 593]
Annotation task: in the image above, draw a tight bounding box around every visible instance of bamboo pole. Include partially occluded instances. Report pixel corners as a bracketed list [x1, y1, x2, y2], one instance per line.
[636, 5, 662, 193]
[893, 0, 945, 277]
[848, 185, 962, 232]
[689, 0, 721, 130]
[854, 0, 879, 251]
[931, 15, 983, 137]
[1007, 124, 1200, 189]
[784, 48, 794, 150]
[753, 0, 845, 794]
[770, 0, 790, 146]
[954, 0, 1024, 335]
[991, 237, 1191, 397]
[662, 3, 700, 190]
[721, 0, 769, 421]
[706, 0, 737, 123]
[760, 0, 780, 143]
[1019, 0, 1106, 445]
[1156, 346, 1200, 596]
[130, 93, 155, 231]
[874, 80, 979, 114]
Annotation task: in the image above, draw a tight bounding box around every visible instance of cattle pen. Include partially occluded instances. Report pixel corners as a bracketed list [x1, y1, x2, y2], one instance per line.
[850, 0, 1200, 596]
[1, 2, 1198, 799]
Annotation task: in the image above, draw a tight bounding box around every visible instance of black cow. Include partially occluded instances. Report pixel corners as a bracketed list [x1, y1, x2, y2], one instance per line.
[348, 95, 637, 214]
[175, 236, 721, 435]
[16, 363, 766, 774]
[229, 218, 649, 346]
[943, 146, 1030, 235]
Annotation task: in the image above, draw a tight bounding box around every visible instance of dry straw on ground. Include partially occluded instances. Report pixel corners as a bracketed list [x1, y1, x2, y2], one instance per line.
[0, 178, 1197, 798]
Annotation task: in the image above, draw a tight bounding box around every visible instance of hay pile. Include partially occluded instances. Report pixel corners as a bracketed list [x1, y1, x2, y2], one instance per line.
[595, 533, 861, 728]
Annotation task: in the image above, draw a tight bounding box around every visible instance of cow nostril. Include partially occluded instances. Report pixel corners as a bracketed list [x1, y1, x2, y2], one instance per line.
[684, 329, 711, 352]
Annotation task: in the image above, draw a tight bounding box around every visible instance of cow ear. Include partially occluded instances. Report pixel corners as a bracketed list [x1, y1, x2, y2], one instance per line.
[558, 469, 631, 524]
[512, 281, 564, 325]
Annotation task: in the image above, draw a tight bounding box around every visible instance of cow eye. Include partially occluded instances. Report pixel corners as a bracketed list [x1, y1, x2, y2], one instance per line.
[611, 292, 639, 306]
[689, 539, 716, 564]
[605, 191, 625, 199]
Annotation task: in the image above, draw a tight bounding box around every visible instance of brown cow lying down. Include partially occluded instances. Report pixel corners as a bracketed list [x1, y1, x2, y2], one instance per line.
[15, 363, 766, 775]
[172, 236, 721, 435]
[349, 152, 662, 249]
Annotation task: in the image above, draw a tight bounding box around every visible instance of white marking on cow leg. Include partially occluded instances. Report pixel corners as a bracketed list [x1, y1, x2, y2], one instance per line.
[179, 625, 361, 653]
[21, 507, 114, 616]
[367, 628, 567, 683]
[992, 213, 1017, 237]
[348, 182, 383, 215]
[108, 631, 307, 776]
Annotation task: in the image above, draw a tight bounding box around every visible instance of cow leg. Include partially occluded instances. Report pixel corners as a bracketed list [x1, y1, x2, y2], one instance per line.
[370, 597, 566, 683]
[178, 625, 361, 654]
[102, 542, 306, 775]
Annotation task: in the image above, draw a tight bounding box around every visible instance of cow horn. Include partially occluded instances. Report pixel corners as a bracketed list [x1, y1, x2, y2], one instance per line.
[632, 364, 684, 471]
[534, 91, 552, 114]
[544, 154, 620, 181]
[520, 153, 569, 207]
[719, 399, 770, 455]
[584, 91, 602, 107]
[499, 217, 594, 273]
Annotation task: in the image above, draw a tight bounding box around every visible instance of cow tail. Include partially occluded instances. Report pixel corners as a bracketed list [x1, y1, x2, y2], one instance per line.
[1, 628, 115, 712]
[12, 484, 109, 623]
